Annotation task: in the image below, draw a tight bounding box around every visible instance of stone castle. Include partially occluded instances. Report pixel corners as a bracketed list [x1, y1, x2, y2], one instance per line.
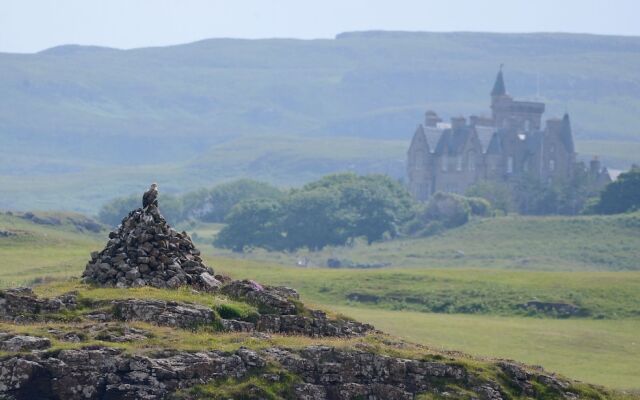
[407, 68, 611, 201]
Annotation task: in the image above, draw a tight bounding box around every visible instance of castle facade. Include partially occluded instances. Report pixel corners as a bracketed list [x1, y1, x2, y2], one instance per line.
[407, 69, 611, 201]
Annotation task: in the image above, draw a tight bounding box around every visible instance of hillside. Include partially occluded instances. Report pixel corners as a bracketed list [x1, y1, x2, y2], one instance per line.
[2, 202, 634, 399]
[1, 210, 640, 391]
[2, 31, 640, 212]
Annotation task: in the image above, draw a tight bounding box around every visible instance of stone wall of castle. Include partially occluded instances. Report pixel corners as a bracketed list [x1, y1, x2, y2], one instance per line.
[407, 70, 610, 202]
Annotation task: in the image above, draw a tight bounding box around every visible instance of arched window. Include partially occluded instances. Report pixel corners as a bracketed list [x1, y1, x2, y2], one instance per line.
[507, 156, 514, 174]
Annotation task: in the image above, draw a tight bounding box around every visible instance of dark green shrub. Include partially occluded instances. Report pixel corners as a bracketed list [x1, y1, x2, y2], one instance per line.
[466, 196, 493, 216]
[423, 192, 470, 228]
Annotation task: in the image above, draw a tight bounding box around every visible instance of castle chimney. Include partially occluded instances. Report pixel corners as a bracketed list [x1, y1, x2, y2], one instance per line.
[424, 110, 441, 127]
[590, 156, 601, 175]
[451, 116, 466, 130]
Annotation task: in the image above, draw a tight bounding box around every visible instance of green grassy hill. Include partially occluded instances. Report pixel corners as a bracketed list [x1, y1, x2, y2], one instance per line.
[2, 31, 640, 212]
[0, 212, 102, 287]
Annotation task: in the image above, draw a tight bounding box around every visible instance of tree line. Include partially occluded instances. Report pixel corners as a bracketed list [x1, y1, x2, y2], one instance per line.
[98, 167, 640, 253]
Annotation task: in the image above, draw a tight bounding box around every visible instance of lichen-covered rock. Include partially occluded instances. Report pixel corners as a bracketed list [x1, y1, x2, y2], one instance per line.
[0, 344, 598, 400]
[265, 345, 467, 395]
[0, 287, 77, 321]
[82, 204, 215, 291]
[112, 299, 217, 329]
[220, 279, 299, 315]
[0, 335, 51, 352]
[256, 312, 373, 337]
[0, 347, 250, 400]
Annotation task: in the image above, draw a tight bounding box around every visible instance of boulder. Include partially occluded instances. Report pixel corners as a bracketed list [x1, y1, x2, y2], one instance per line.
[0, 335, 51, 352]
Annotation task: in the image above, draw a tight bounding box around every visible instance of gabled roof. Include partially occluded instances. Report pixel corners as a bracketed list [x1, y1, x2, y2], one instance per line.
[475, 125, 495, 153]
[434, 126, 476, 156]
[560, 113, 575, 154]
[486, 131, 503, 155]
[408, 124, 429, 152]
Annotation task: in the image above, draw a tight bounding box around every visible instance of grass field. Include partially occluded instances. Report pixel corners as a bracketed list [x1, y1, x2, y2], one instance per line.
[212, 259, 640, 319]
[1, 212, 639, 391]
[0, 213, 102, 287]
[210, 212, 640, 271]
[329, 306, 640, 391]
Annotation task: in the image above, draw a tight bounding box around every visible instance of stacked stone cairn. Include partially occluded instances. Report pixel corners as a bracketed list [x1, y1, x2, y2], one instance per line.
[82, 200, 220, 291]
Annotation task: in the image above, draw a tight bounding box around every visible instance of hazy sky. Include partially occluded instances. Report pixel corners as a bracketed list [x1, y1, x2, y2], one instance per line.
[1, 0, 639, 53]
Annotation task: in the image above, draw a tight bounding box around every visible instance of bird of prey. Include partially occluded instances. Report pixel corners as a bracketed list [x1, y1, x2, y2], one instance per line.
[143, 183, 158, 208]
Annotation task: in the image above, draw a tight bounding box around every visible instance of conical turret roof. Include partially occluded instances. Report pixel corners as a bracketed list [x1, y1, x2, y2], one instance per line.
[491, 67, 506, 97]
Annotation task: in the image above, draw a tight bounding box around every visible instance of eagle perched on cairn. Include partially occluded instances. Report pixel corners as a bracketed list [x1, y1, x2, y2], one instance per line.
[142, 183, 158, 209]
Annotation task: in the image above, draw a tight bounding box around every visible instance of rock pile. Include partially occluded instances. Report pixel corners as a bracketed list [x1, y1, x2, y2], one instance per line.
[82, 203, 219, 290]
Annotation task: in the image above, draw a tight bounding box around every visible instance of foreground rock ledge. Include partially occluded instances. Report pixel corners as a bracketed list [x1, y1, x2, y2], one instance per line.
[0, 345, 583, 400]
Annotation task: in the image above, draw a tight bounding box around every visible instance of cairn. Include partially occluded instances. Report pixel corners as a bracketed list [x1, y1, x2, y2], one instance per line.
[82, 185, 220, 291]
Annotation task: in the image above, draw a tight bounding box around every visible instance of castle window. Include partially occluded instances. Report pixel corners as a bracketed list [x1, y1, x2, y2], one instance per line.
[456, 156, 463, 171]
[507, 156, 514, 174]
[441, 155, 448, 172]
[468, 152, 476, 171]
[549, 159, 555, 172]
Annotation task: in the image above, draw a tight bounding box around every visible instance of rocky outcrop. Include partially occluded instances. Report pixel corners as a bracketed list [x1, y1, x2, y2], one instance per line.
[220, 279, 300, 315]
[0, 345, 580, 400]
[0, 347, 253, 400]
[112, 299, 217, 330]
[517, 301, 583, 317]
[266, 346, 467, 399]
[0, 288, 77, 322]
[256, 312, 372, 337]
[82, 204, 219, 291]
[0, 335, 51, 352]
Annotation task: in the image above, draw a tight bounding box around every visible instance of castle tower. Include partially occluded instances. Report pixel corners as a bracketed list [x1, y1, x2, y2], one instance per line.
[491, 66, 507, 103]
[490, 67, 545, 131]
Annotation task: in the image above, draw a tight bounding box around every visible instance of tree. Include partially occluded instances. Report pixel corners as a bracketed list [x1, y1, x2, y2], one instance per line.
[280, 188, 342, 250]
[184, 179, 282, 222]
[213, 173, 418, 251]
[305, 173, 415, 244]
[423, 192, 470, 228]
[214, 199, 284, 252]
[513, 175, 559, 215]
[588, 167, 640, 214]
[465, 181, 511, 214]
